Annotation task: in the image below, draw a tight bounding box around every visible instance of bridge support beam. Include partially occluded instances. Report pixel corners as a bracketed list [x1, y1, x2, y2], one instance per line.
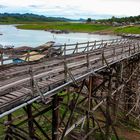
[5, 114, 13, 140]
[52, 94, 59, 140]
[86, 76, 94, 140]
[26, 104, 35, 139]
[1, 40, 140, 140]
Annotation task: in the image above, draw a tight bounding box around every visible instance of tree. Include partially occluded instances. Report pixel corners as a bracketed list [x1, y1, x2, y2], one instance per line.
[110, 16, 116, 23]
[86, 18, 92, 23]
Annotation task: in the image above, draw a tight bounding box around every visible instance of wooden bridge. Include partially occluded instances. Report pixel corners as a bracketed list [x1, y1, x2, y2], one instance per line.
[0, 38, 140, 140]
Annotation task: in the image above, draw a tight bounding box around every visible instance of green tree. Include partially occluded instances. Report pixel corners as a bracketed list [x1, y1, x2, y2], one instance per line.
[86, 18, 92, 23]
[110, 16, 116, 22]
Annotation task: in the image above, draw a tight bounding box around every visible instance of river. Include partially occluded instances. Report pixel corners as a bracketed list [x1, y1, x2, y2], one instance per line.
[0, 25, 121, 48]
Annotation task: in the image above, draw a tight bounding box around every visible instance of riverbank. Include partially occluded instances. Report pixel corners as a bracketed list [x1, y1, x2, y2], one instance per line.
[114, 25, 140, 34]
[16, 22, 140, 35]
[16, 22, 115, 34]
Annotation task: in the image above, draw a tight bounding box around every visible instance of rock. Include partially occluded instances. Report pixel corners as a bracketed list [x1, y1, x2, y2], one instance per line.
[45, 29, 69, 34]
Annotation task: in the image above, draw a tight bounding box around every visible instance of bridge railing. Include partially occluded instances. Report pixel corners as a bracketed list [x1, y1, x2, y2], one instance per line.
[0, 40, 132, 91]
[60, 38, 125, 55]
[0, 38, 137, 66]
[0, 39, 139, 96]
[0, 38, 140, 115]
[62, 40, 140, 82]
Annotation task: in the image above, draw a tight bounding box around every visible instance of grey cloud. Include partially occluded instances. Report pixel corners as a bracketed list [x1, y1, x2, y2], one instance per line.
[29, 5, 44, 8]
[54, 6, 62, 9]
[29, 5, 38, 8]
[0, 5, 7, 8]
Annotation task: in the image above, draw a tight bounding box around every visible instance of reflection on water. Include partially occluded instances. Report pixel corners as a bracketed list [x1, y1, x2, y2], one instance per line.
[0, 25, 121, 48]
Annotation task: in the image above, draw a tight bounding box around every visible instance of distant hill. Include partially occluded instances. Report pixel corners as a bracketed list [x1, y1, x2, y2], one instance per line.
[0, 13, 73, 23]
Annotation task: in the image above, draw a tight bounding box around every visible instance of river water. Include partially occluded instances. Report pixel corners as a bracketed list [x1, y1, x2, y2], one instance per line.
[0, 25, 121, 48]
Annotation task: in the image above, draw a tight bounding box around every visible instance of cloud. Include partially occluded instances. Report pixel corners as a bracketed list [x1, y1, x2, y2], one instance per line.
[0, 4, 7, 8]
[28, 5, 44, 8]
[0, 0, 139, 19]
[29, 5, 39, 8]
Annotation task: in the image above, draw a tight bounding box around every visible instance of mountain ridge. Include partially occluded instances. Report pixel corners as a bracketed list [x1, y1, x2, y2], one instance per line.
[0, 13, 80, 23]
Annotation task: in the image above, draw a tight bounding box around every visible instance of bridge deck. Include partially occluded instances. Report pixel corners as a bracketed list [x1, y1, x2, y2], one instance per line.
[0, 38, 140, 115]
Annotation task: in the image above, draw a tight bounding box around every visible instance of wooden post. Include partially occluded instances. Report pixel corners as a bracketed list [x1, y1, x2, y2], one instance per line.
[105, 74, 112, 140]
[134, 43, 136, 54]
[64, 44, 68, 82]
[0, 51, 3, 65]
[138, 43, 140, 52]
[76, 42, 78, 53]
[86, 53, 90, 68]
[48, 48, 51, 59]
[5, 114, 13, 140]
[92, 40, 96, 51]
[113, 47, 116, 61]
[73, 43, 78, 54]
[27, 104, 35, 139]
[129, 44, 131, 56]
[99, 40, 103, 49]
[29, 67, 34, 97]
[60, 45, 63, 56]
[64, 60, 68, 82]
[122, 45, 124, 55]
[52, 94, 59, 140]
[27, 51, 30, 62]
[86, 42, 90, 68]
[102, 49, 105, 66]
[64, 44, 66, 56]
[87, 41, 89, 52]
[86, 76, 93, 140]
[101, 40, 104, 48]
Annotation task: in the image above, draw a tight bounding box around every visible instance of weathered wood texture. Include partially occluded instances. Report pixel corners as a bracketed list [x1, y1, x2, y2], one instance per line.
[0, 38, 139, 113]
[0, 38, 140, 140]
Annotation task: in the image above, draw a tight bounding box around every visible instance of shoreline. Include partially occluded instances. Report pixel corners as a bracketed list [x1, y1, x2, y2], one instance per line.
[15, 24, 140, 36]
[15, 23, 116, 35]
[15, 25, 116, 36]
[8, 24, 140, 39]
[1, 22, 140, 35]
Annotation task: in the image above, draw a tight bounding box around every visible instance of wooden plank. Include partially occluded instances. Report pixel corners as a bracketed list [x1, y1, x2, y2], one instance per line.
[0, 99, 5, 103]
[37, 81, 49, 87]
[10, 91, 25, 97]
[49, 75, 64, 82]
[0, 96, 12, 102]
[0, 40, 139, 111]
[4, 94, 16, 99]
[18, 88, 32, 95]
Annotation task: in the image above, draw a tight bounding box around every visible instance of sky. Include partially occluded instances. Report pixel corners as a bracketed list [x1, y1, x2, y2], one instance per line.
[0, 0, 139, 19]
